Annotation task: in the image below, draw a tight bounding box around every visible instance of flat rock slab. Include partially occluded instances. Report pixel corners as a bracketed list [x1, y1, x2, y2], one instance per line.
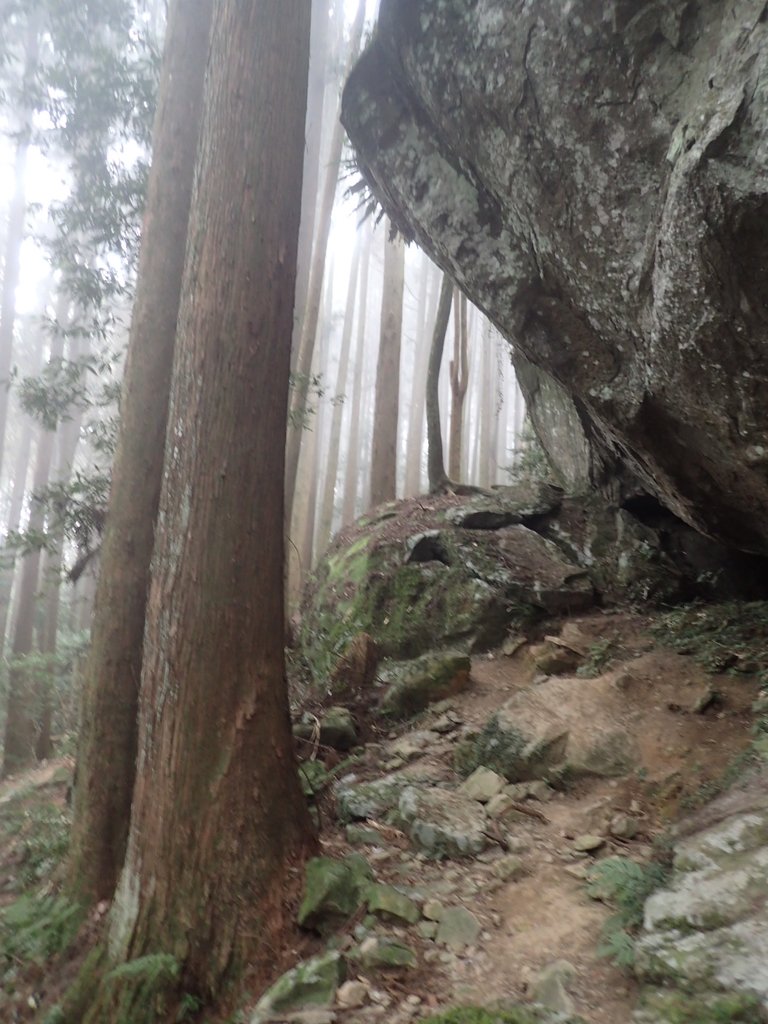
[398, 785, 489, 859]
[635, 805, 768, 1014]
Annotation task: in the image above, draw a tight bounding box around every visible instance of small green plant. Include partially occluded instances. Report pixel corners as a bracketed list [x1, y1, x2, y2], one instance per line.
[418, 1007, 569, 1024]
[103, 953, 180, 1024]
[176, 992, 203, 1020]
[653, 601, 768, 677]
[679, 747, 759, 813]
[587, 856, 670, 969]
[16, 802, 72, 888]
[576, 638, 615, 678]
[0, 894, 84, 963]
[640, 989, 764, 1023]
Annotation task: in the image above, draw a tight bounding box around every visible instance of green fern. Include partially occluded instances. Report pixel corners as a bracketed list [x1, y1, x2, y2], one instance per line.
[587, 857, 670, 969]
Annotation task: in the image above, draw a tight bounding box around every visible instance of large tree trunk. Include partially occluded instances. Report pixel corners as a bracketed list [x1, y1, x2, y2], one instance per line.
[426, 273, 453, 493]
[448, 289, 469, 480]
[92, 0, 314, 1012]
[341, 225, 372, 525]
[68, 0, 214, 903]
[369, 226, 405, 507]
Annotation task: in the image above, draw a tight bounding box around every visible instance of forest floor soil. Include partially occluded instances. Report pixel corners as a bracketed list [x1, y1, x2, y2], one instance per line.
[313, 608, 760, 1024]
[0, 609, 761, 1023]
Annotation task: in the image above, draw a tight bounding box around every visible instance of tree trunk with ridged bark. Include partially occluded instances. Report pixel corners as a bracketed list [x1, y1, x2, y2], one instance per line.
[70, 1, 315, 1017]
[68, 0, 214, 904]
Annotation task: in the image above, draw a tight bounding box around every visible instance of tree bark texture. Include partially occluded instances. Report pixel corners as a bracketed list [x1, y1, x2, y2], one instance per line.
[107, 0, 314, 1006]
[426, 273, 453, 492]
[369, 227, 405, 507]
[68, 0, 214, 903]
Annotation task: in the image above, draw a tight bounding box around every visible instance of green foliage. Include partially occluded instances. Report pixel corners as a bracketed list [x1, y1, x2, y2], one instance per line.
[652, 601, 768, 678]
[98, 953, 180, 1024]
[679, 747, 759, 814]
[505, 416, 553, 485]
[0, 785, 72, 891]
[176, 993, 203, 1020]
[288, 371, 344, 431]
[418, 1007, 578, 1024]
[13, 801, 72, 887]
[576, 638, 615, 678]
[641, 990, 765, 1023]
[0, 894, 83, 963]
[587, 856, 670, 969]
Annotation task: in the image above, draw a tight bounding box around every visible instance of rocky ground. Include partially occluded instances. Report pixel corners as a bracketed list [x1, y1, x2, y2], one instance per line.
[276, 608, 766, 1024]
[1, 607, 767, 1023]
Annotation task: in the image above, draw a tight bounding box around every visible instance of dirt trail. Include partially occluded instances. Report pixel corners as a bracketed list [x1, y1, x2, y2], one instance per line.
[332, 610, 759, 1023]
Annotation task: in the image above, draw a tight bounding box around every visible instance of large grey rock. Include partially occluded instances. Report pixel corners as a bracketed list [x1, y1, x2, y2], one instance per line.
[343, 0, 768, 557]
[379, 652, 471, 719]
[336, 764, 445, 823]
[635, 806, 768, 1015]
[397, 785, 489, 859]
[460, 675, 638, 783]
[297, 489, 595, 689]
[297, 854, 373, 932]
[251, 951, 345, 1022]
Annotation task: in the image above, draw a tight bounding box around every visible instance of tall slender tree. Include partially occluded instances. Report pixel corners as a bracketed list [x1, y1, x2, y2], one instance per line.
[317, 233, 361, 550]
[370, 226, 405, 507]
[448, 288, 469, 480]
[342, 224, 372, 524]
[1, 297, 67, 775]
[0, 17, 40, 483]
[426, 274, 454, 492]
[68, 0, 214, 903]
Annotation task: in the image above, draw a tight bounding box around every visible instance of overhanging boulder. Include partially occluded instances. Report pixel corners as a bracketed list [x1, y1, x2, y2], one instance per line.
[342, 0, 768, 554]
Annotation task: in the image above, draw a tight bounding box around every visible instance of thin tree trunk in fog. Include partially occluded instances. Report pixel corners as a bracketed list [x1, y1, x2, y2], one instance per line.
[341, 225, 371, 525]
[448, 290, 469, 481]
[305, 263, 335, 569]
[36, 338, 86, 761]
[288, 259, 334, 604]
[404, 254, 437, 496]
[426, 274, 453, 493]
[478, 319, 493, 488]
[1, 310, 65, 775]
[292, 0, 332, 370]
[370, 227, 405, 507]
[0, 413, 34, 662]
[285, 0, 366, 522]
[0, 19, 39, 483]
[317, 234, 361, 551]
[69, 0, 214, 903]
